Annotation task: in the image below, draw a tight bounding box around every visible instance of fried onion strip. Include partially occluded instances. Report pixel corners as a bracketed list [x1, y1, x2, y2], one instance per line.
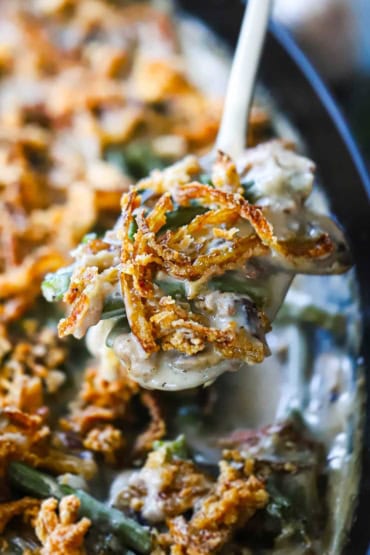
[174, 183, 334, 262]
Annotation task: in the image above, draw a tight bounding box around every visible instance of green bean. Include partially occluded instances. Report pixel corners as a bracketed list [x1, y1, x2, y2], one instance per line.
[199, 173, 214, 187]
[9, 462, 152, 554]
[105, 146, 129, 174]
[277, 301, 346, 335]
[241, 180, 257, 203]
[105, 141, 167, 180]
[128, 219, 138, 242]
[101, 295, 126, 320]
[154, 279, 186, 299]
[162, 206, 208, 231]
[81, 232, 97, 244]
[42, 266, 125, 320]
[128, 189, 156, 242]
[210, 272, 265, 306]
[153, 434, 188, 461]
[41, 268, 73, 302]
[124, 142, 168, 179]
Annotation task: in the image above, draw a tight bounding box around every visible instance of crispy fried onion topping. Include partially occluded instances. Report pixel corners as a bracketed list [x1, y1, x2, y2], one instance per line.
[1, 0, 266, 324]
[121, 449, 268, 554]
[35, 495, 91, 555]
[115, 155, 333, 360]
[60, 351, 166, 462]
[115, 187, 267, 362]
[0, 497, 40, 535]
[166, 459, 268, 555]
[118, 446, 213, 523]
[0, 324, 67, 413]
[59, 150, 334, 364]
[0, 407, 96, 479]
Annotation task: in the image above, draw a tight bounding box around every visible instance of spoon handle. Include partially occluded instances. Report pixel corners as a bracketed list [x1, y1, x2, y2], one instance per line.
[215, 0, 273, 160]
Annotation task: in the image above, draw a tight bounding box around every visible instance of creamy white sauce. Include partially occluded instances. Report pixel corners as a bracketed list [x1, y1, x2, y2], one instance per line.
[169, 18, 362, 553]
[113, 330, 242, 391]
[86, 318, 115, 358]
[238, 140, 314, 206]
[84, 16, 361, 554]
[126, 465, 169, 523]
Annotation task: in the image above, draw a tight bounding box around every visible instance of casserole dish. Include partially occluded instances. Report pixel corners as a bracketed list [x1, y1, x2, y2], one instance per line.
[178, 1, 370, 551]
[0, 1, 369, 553]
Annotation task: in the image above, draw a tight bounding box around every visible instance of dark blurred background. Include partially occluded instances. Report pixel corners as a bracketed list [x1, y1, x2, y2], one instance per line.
[180, 2, 370, 552]
[269, 4, 370, 553]
[274, 6, 370, 553]
[274, 0, 370, 170]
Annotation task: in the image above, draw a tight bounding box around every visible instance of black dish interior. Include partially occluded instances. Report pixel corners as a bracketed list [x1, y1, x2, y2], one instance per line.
[178, 1, 370, 552]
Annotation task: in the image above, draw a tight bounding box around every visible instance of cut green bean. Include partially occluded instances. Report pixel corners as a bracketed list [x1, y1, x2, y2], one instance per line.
[61, 487, 151, 554]
[81, 232, 98, 244]
[153, 434, 188, 461]
[41, 268, 73, 302]
[199, 173, 214, 187]
[128, 219, 138, 242]
[210, 272, 265, 306]
[42, 267, 126, 319]
[277, 301, 346, 335]
[9, 462, 152, 554]
[101, 295, 126, 320]
[154, 279, 186, 299]
[9, 461, 62, 498]
[161, 205, 208, 231]
[123, 141, 167, 179]
[105, 141, 167, 180]
[241, 180, 257, 203]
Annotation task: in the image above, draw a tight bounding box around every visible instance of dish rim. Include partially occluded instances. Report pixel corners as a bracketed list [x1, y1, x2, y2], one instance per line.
[177, 2, 370, 551]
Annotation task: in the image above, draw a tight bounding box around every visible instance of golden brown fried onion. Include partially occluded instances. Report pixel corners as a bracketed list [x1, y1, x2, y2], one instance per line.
[117, 163, 334, 361]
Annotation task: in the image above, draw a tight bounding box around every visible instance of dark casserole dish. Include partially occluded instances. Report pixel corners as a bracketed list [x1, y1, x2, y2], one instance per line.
[180, 1, 370, 553]
[0, 1, 369, 554]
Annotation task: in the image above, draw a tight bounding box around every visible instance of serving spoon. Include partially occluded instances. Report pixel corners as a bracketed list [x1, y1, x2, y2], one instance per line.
[201, 0, 291, 325]
[50, 0, 350, 391]
[122, 0, 349, 390]
[211, 0, 296, 324]
[107, 0, 278, 390]
[215, 0, 273, 161]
